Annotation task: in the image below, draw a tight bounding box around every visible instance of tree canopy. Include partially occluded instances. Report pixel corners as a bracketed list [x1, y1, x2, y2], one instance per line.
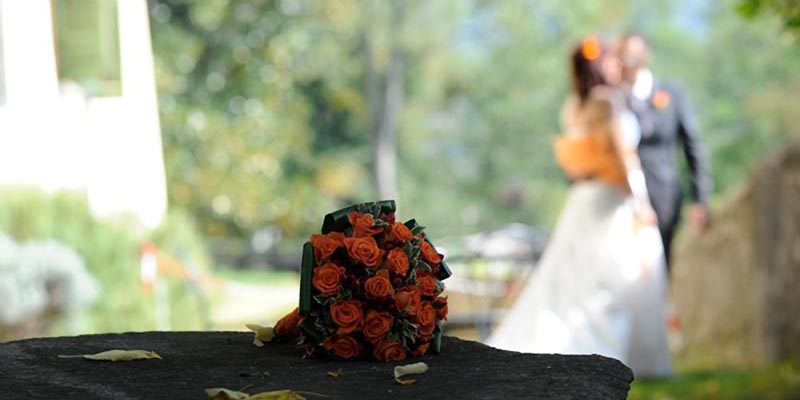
[148, 0, 800, 248]
[738, 0, 800, 37]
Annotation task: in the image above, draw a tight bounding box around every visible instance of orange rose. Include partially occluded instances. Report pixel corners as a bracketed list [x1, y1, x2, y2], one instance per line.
[433, 296, 448, 321]
[394, 287, 421, 316]
[364, 269, 394, 301]
[323, 334, 361, 360]
[348, 211, 383, 237]
[411, 342, 430, 357]
[312, 262, 345, 297]
[386, 222, 413, 242]
[373, 338, 407, 362]
[417, 301, 437, 336]
[417, 273, 439, 297]
[386, 248, 410, 277]
[310, 232, 344, 262]
[419, 240, 442, 266]
[343, 236, 385, 269]
[274, 307, 303, 339]
[362, 309, 394, 343]
[330, 299, 364, 335]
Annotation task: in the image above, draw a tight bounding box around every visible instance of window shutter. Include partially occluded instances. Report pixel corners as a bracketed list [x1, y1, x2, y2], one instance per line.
[52, 0, 121, 96]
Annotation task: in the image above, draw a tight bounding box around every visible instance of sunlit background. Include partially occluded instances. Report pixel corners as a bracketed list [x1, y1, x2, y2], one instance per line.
[1, 0, 799, 397]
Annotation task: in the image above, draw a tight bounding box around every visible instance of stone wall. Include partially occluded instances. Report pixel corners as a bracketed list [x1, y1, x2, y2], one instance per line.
[672, 141, 800, 367]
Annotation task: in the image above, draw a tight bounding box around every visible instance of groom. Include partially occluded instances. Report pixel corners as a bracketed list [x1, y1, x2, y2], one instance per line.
[617, 34, 713, 271]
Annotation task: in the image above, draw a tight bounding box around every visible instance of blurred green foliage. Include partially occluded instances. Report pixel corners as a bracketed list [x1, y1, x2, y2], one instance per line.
[738, 0, 800, 38]
[149, 0, 800, 246]
[0, 189, 211, 335]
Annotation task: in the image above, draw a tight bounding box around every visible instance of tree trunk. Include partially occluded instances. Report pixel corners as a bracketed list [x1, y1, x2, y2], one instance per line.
[366, 0, 404, 201]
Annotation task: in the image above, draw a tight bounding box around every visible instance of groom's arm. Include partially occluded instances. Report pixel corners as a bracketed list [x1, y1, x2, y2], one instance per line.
[673, 85, 712, 205]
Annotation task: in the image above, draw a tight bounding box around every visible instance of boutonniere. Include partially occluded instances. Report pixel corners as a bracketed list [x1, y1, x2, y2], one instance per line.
[652, 90, 671, 110]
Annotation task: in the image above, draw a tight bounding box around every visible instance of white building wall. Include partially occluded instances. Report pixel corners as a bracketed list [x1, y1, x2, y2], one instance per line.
[0, 0, 167, 229]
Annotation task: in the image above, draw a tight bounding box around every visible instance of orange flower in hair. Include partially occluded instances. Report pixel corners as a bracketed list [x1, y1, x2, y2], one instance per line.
[581, 36, 602, 61]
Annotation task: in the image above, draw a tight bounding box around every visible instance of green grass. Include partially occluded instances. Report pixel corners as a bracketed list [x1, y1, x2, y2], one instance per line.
[630, 361, 800, 400]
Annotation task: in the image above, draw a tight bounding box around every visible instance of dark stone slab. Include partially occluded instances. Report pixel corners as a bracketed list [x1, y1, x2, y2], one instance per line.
[0, 332, 632, 399]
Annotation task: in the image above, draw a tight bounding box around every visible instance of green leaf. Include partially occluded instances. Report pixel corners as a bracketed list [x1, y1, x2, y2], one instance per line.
[313, 294, 324, 304]
[322, 201, 396, 233]
[417, 260, 432, 272]
[299, 242, 315, 316]
[437, 260, 453, 280]
[403, 241, 414, 256]
[336, 289, 351, 300]
[300, 319, 324, 344]
[410, 246, 421, 261]
[373, 218, 390, 227]
[405, 268, 418, 285]
[402, 319, 419, 330]
[431, 321, 444, 353]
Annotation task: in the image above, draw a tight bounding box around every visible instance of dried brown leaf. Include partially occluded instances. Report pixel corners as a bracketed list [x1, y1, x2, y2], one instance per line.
[394, 377, 417, 385]
[393, 362, 428, 379]
[206, 387, 250, 400]
[393, 361, 428, 385]
[326, 368, 343, 378]
[246, 390, 307, 399]
[58, 349, 162, 361]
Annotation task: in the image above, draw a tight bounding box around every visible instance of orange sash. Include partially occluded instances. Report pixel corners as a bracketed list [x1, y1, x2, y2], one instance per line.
[553, 133, 626, 187]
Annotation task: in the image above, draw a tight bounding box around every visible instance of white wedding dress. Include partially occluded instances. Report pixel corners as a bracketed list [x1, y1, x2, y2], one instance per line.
[486, 88, 673, 378]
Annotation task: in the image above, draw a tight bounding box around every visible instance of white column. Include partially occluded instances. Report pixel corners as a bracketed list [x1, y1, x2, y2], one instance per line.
[87, 0, 167, 228]
[0, 0, 89, 191]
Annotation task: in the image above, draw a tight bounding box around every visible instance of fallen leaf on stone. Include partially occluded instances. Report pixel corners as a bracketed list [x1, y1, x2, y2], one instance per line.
[327, 368, 343, 378]
[394, 362, 428, 378]
[393, 362, 428, 385]
[58, 349, 162, 361]
[246, 323, 275, 347]
[246, 389, 307, 399]
[206, 388, 250, 400]
[395, 377, 417, 385]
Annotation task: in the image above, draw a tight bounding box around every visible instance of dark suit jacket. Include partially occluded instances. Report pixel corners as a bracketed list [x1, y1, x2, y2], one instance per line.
[632, 79, 712, 237]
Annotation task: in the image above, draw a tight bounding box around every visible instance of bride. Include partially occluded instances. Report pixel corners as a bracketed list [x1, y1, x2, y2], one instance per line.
[486, 36, 672, 378]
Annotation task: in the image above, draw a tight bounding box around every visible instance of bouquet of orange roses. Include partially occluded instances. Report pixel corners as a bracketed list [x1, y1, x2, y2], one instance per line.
[274, 201, 450, 361]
